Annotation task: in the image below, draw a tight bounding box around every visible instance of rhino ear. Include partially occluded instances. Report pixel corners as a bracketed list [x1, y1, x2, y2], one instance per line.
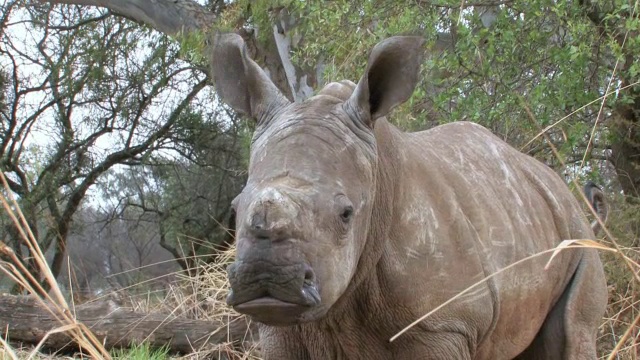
[211, 33, 290, 122]
[347, 36, 425, 127]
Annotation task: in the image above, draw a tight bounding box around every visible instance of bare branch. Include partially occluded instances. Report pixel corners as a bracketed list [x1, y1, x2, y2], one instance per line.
[40, 0, 218, 36]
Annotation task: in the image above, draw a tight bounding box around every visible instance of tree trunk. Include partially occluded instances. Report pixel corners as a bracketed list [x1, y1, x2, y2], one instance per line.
[579, 0, 640, 199]
[42, 0, 314, 102]
[610, 97, 640, 199]
[0, 294, 258, 356]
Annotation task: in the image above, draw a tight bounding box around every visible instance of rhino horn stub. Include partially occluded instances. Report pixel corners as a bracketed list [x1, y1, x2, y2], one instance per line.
[317, 80, 357, 101]
[244, 187, 300, 242]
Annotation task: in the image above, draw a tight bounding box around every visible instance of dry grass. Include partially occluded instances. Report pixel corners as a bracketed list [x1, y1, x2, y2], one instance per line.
[0, 172, 110, 360]
[596, 200, 640, 360]
[0, 241, 261, 359]
[129, 248, 262, 359]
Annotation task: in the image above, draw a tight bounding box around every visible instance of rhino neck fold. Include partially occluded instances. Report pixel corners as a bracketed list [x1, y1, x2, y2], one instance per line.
[325, 118, 405, 320]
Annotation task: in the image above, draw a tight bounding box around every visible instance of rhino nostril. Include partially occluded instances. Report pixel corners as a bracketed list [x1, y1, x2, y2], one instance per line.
[303, 266, 316, 286]
[301, 266, 321, 305]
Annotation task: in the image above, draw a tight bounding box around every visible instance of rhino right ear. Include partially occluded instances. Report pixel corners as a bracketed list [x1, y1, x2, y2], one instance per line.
[347, 36, 425, 127]
[211, 33, 290, 122]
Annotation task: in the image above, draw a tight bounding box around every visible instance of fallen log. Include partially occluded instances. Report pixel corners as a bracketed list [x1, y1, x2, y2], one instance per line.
[0, 294, 258, 355]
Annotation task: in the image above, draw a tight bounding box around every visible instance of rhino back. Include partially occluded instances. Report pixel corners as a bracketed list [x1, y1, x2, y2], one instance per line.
[376, 120, 593, 358]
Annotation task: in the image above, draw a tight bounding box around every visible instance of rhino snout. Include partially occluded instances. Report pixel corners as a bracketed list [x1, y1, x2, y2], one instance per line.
[226, 260, 321, 325]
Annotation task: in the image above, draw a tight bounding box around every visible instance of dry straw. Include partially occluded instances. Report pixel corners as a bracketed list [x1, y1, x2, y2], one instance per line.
[0, 171, 111, 359]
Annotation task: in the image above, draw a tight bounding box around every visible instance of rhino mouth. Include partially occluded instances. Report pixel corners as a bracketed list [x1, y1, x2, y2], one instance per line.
[228, 284, 321, 325]
[232, 295, 312, 325]
[226, 262, 322, 325]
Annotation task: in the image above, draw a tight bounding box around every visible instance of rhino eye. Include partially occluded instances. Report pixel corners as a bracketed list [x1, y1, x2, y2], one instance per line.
[340, 205, 354, 223]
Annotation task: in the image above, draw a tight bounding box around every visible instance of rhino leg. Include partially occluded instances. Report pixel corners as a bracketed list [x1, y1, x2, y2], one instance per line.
[393, 332, 472, 359]
[514, 250, 607, 360]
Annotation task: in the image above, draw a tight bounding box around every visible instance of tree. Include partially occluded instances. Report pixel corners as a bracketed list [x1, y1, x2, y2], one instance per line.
[99, 110, 247, 276]
[22, 0, 635, 188]
[61, 205, 180, 296]
[578, 0, 640, 199]
[0, 2, 210, 289]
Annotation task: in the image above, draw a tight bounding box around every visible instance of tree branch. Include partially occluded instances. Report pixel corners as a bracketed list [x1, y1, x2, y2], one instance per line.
[50, 79, 209, 276]
[40, 0, 218, 36]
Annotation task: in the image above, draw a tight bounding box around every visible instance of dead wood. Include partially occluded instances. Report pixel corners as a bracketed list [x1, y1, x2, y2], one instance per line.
[0, 294, 258, 355]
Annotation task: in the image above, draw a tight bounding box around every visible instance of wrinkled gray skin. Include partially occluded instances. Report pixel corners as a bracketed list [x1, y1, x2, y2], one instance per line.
[212, 34, 608, 360]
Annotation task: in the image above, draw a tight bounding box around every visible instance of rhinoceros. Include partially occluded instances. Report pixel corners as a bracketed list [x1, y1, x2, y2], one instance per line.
[211, 34, 608, 360]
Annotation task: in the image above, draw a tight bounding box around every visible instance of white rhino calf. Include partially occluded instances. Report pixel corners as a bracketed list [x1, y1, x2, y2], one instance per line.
[212, 34, 607, 360]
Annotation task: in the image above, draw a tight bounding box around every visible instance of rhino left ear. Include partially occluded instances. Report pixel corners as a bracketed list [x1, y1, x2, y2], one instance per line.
[347, 36, 425, 127]
[211, 33, 290, 123]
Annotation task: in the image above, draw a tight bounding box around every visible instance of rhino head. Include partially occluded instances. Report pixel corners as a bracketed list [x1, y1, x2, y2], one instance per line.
[212, 34, 424, 326]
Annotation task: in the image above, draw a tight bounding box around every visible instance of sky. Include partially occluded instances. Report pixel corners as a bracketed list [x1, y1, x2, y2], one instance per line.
[1, 3, 232, 207]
